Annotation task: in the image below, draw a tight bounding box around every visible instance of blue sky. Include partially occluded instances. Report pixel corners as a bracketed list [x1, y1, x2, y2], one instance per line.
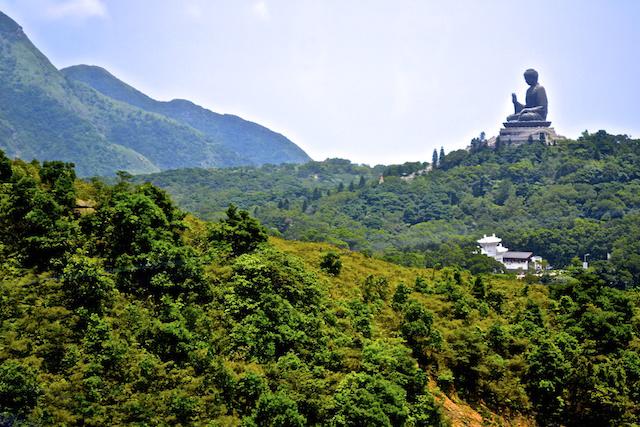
[1, 0, 639, 165]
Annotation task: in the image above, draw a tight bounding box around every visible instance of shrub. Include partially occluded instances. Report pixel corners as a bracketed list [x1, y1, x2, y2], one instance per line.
[319, 251, 342, 276]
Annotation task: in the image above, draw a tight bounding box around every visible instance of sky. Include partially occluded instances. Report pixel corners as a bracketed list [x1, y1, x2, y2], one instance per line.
[1, 0, 639, 165]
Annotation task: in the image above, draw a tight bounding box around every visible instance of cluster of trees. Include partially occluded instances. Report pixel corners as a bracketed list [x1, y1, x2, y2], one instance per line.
[0, 154, 446, 425]
[138, 131, 640, 287]
[1, 152, 638, 425]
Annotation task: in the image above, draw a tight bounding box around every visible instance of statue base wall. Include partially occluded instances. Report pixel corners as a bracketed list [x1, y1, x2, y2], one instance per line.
[496, 125, 561, 146]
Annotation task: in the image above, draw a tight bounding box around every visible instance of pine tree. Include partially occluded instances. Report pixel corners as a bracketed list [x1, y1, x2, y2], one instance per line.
[312, 188, 321, 200]
[0, 150, 12, 182]
[432, 149, 438, 169]
[472, 276, 487, 299]
[439, 147, 445, 164]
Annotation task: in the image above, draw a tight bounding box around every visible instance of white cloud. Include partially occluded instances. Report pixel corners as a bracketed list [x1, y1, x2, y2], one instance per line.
[46, 0, 107, 20]
[185, 3, 202, 20]
[182, 0, 207, 20]
[251, 0, 269, 21]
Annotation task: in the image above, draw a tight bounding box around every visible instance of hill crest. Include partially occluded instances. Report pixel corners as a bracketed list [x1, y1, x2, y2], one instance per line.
[0, 12, 310, 176]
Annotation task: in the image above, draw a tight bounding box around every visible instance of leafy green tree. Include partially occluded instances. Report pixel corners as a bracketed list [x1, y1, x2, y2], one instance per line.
[243, 391, 306, 427]
[349, 300, 373, 339]
[362, 339, 427, 402]
[446, 327, 487, 396]
[224, 248, 325, 361]
[471, 276, 486, 299]
[83, 183, 207, 298]
[233, 372, 268, 416]
[0, 360, 40, 418]
[363, 275, 390, 303]
[525, 337, 575, 423]
[610, 218, 640, 287]
[61, 253, 114, 312]
[40, 160, 76, 210]
[209, 204, 268, 256]
[408, 393, 449, 427]
[0, 150, 12, 182]
[392, 283, 411, 310]
[331, 372, 408, 427]
[320, 251, 342, 276]
[413, 276, 431, 294]
[401, 300, 442, 363]
[0, 162, 79, 269]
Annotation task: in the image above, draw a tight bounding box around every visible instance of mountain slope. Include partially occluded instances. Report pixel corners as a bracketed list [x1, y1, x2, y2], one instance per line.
[61, 64, 311, 166]
[66, 78, 241, 171]
[134, 132, 640, 287]
[0, 11, 309, 176]
[0, 155, 637, 425]
[0, 12, 159, 175]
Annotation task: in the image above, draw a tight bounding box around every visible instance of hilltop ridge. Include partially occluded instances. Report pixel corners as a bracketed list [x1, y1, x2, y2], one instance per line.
[62, 64, 310, 167]
[0, 11, 310, 176]
[136, 131, 640, 288]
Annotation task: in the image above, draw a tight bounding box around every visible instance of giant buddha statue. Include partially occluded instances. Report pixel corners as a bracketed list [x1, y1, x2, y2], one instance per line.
[506, 68, 548, 124]
[495, 68, 561, 145]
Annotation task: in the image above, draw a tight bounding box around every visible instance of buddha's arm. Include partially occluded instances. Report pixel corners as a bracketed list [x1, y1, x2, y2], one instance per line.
[522, 87, 548, 113]
[512, 93, 524, 113]
[522, 105, 544, 113]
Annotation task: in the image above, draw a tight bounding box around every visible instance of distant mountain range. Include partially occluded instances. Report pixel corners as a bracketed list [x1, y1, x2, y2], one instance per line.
[0, 11, 310, 176]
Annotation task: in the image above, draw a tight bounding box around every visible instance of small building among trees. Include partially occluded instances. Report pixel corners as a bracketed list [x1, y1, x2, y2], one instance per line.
[477, 234, 540, 271]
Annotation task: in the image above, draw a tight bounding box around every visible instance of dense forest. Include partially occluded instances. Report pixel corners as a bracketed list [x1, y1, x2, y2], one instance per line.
[138, 131, 640, 288]
[1, 151, 639, 425]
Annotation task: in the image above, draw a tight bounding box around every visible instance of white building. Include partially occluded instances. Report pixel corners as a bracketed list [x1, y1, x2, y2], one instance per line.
[477, 234, 509, 263]
[477, 234, 537, 271]
[502, 251, 534, 270]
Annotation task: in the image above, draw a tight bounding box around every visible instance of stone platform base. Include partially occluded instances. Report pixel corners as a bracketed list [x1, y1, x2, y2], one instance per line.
[503, 120, 551, 128]
[497, 125, 560, 146]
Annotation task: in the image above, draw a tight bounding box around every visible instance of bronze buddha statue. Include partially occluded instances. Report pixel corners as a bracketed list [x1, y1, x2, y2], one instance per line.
[507, 68, 548, 123]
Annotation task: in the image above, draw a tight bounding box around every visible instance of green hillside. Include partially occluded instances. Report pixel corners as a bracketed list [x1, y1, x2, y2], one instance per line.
[61, 65, 312, 167]
[137, 131, 640, 288]
[0, 12, 159, 176]
[0, 152, 638, 426]
[0, 12, 309, 176]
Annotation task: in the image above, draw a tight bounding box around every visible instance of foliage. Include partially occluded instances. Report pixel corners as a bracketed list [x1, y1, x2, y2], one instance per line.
[0, 154, 639, 426]
[320, 251, 342, 276]
[0, 360, 40, 418]
[139, 131, 640, 288]
[209, 204, 268, 257]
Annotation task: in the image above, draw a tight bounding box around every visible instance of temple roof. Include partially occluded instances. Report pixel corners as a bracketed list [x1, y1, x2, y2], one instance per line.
[503, 251, 533, 260]
[477, 234, 501, 244]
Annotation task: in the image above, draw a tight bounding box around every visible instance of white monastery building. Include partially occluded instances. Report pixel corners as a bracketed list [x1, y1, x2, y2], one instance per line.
[477, 234, 538, 271]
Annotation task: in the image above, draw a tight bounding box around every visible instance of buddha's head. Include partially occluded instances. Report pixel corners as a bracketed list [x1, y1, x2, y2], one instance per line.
[524, 68, 539, 86]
